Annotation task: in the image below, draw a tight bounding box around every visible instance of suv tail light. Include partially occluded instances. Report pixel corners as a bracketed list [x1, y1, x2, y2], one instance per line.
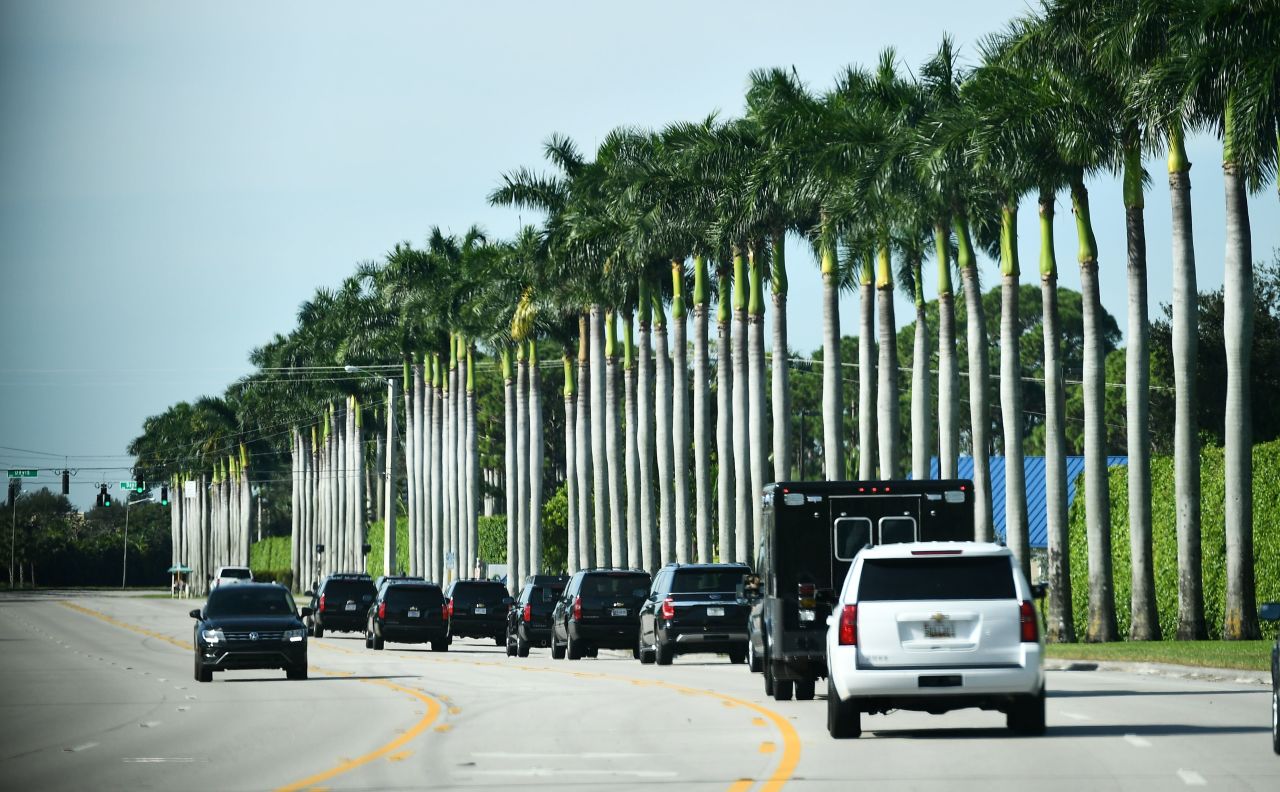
[838, 604, 858, 645]
[440, 603, 448, 621]
[445, 599, 454, 620]
[660, 597, 675, 620]
[572, 595, 582, 622]
[1019, 600, 1038, 642]
[378, 601, 386, 619]
[797, 582, 816, 608]
[522, 603, 532, 623]
[319, 594, 327, 612]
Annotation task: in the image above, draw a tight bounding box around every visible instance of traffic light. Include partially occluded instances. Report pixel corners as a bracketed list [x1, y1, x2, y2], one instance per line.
[102, 485, 112, 508]
[135, 479, 145, 494]
[61, 469, 70, 496]
[97, 484, 106, 508]
[160, 485, 169, 506]
[7, 479, 18, 505]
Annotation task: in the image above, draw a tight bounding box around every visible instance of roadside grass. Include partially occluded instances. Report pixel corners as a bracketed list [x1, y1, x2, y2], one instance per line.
[1045, 640, 1273, 672]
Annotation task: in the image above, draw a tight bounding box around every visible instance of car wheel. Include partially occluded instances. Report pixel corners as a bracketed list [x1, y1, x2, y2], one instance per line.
[194, 656, 212, 683]
[431, 639, 448, 653]
[505, 634, 517, 657]
[638, 636, 655, 665]
[655, 640, 674, 666]
[728, 648, 747, 665]
[313, 624, 324, 639]
[567, 632, 583, 661]
[1007, 686, 1046, 735]
[795, 677, 816, 701]
[1271, 681, 1279, 755]
[287, 664, 308, 681]
[773, 678, 794, 701]
[373, 635, 384, 651]
[827, 679, 862, 739]
[517, 636, 530, 658]
[551, 634, 566, 660]
[748, 639, 763, 673]
[365, 631, 374, 649]
[763, 652, 775, 695]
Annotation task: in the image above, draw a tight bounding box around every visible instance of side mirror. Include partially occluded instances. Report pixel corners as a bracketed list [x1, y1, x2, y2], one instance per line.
[1031, 583, 1049, 600]
[1260, 602, 1280, 621]
[188, 609, 202, 619]
[300, 607, 313, 619]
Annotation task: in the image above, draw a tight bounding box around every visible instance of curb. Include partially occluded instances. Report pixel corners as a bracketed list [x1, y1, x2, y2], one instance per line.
[1046, 659, 1271, 687]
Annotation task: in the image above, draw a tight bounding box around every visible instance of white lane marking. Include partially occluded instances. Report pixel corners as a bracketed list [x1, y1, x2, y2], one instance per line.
[176, 707, 189, 712]
[1123, 734, 1152, 748]
[458, 769, 677, 778]
[1060, 711, 1092, 721]
[1177, 770, 1207, 786]
[64, 742, 98, 753]
[124, 758, 195, 763]
[471, 752, 651, 759]
[139, 721, 161, 729]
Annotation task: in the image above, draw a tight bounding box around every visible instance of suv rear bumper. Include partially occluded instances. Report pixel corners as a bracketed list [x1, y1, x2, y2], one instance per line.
[568, 622, 638, 650]
[830, 646, 1045, 703]
[517, 623, 553, 646]
[666, 627, 747, 653]
[377, 624, 447, 643]
[450, 617, 505, 640]
[315, 612, 365, 632]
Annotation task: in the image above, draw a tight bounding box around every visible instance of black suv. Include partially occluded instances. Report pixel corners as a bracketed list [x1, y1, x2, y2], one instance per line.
[444, 579, 512, 644]
[506, 574, 569, 657]
[366, 581, 448, 651]
[1262, 601, 1280, 754]
[638, 562, 750, 666]
[306, 574, 376, 637]
[551, 569, 651, 660]
[374, 574, 424, 593]
[190, 583, 311, 682]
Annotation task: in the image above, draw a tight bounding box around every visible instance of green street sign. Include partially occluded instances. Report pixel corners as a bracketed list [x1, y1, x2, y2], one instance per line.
[120, 481, 136, 490]
[7, 469, 37, 478]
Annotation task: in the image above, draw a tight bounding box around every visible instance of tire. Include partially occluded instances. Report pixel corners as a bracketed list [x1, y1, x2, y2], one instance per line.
[728, 648, 747, 665]
[1270, 682, 1278, 755]
[763, 654, 775, 696]
[373, 635, 384, 651]
[795, 678, 816, 701]
[365, 632, 374, 649]
[567, 632, 584, 661]
[638, 636, 655, 665]
[287, 664, 308, 681]
[551, 634, 566, 660]
[313, 624, 324, 639]
[194, 657, 212, 683]
[505, 633, 517, 657]
[1007, 686, 1046, 735]
[655, 640, 674, 666]
[827, 680, 862, 739]
[773, 678, 794, 701]
[586, 647, 598, 658]
[431, 639, 448, 653]
[632, 647, 640, 660]
[517, 637, 530, 658]
[747, 638, 763, 673]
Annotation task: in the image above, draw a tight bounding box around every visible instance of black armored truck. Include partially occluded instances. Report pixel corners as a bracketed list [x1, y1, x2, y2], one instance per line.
[744, 479, 976, 701]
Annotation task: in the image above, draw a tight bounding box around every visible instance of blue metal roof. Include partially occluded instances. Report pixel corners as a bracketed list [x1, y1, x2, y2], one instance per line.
[923, 455, 1128, 548]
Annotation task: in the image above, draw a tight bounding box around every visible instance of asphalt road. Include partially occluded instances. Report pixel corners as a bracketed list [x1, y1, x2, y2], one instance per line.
[0, 591, 1275, 791]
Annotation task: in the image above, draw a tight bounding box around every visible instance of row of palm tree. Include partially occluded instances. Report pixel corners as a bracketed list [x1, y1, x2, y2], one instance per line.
[130, 0, 1275, 637]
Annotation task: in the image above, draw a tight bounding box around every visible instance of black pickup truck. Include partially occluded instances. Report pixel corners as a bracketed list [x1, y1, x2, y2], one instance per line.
[744, 479, 975, 701]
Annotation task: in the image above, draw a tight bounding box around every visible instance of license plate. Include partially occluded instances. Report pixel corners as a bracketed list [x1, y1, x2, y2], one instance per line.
[706, 606, 725, 617]
[610, 607, 628, 617]
[798, 609, 816, 622]
[408, 608, 420, 618]
[344, 602, 357, 611]
[475, 606, 486, 615]
[923, 618, 955, 639]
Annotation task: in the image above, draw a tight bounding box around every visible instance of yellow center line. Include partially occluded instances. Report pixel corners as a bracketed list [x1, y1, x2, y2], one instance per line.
[57, 601, 446, 792]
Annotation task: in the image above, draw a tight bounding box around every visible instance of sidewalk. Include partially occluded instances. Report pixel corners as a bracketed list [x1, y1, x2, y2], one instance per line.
[1046, 658, 1271, 687]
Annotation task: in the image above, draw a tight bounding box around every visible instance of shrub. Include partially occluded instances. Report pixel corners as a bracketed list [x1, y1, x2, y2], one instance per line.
[364, 517, 410, 578]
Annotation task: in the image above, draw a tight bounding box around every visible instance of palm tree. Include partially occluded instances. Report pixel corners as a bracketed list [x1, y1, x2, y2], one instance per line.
[670, 263, 692, 563]
[636, 281, 656, 570]
[715, 259, 735, 561]
[691, 255, 714, 561]
[605, 308, 625, 567]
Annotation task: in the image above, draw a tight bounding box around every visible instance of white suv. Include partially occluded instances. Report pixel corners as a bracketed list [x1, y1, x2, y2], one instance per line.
[825, 542, 1045, 738]
[211, 566, 253, 589]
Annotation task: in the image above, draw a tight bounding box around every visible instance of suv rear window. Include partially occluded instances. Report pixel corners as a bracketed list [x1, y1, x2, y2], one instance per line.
[324, 581, 375, 602]
[528, 585, 563, 604]
[450, 583, 507, 606]
[385, 585, 443, 609]
[219, 568, 251, 579]
[208, 588, 296, 617]
[857, 556, 1015, 601]
[672, 568, 746, 594]
[580, 574, 650, 598]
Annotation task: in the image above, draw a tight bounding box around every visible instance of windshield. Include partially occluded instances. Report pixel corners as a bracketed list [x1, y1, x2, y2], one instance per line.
[323, 581, 375, 602]
[672, 568, 747, 594]
[857, 556, 1016, 601]
[207, 588, 297, 617]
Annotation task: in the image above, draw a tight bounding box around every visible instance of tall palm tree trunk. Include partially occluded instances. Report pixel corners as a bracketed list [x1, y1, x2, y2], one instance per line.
[747, 244, 767, 555]
[936, 218, 959, 479]
[407, 360, 419, 577]
[430, 357, 444, 584]
[910, 253, 932, 480]
[672, 263, 691, 564]
[563, 352, 578, 576]
[515, 348, 530, 589]
[858, 258, 877, 480]
[999, 204, 1029, 580]
[605, 311, 626, 567]
[693, 255, 713, 562]
[1123, 145, 1159, 640]
[1072, 177, 1117, 643]
[467, 348, 480, 578]
[1222, 140, 1259, 640]
[875, 242, 899, 479]
[576, 314, 594, 570]
[527, 340, 544, 578]
[771, 234, 792, 483]
[1039, 190, 1074, 642]
[383, 378, 398, 577]
[715, 262, 735, 563]
[731, 246, 751, 562]
[819, 230, 844, 481]
[422, 358, 434, 579]
[590, 305, 610, 568]
[352, 402, 364, 573]
[623, 311, 641, 568]
[442, 356, 454, 581]
[636, 287, 656, 572]
[956, 213, 993, 542]
[1168, 130, 1205, 639]
[654, 297, 675, 566]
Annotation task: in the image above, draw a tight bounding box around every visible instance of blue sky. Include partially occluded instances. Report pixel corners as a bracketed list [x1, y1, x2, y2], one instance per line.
[1, 1, 1276, 510]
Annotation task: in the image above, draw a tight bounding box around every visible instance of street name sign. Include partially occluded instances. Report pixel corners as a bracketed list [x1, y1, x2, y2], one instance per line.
[7, 469, 37, 478]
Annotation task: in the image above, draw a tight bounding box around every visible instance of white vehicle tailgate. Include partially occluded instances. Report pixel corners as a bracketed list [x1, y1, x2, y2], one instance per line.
[857, 599, 1023, 668]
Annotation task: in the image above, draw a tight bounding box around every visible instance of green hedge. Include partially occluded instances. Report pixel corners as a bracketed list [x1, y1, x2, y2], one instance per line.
[249, 535, 291, 573]
[1068, 440, 1280, 640]
[476, 485, 570, 573]
[365, 517, 410, 579]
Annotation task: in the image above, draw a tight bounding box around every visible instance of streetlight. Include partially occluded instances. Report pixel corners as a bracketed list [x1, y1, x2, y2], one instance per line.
[122, 495, 154, 589]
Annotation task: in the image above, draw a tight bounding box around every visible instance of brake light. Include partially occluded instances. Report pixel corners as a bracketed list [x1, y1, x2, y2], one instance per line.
[445, 599, 454, 620]
[522, 603, 532, 623]
[838, 605, 858, 645]
[1019, 600, 1038, 642]
[661, 597, 675, 620]
[378, 602, 386, 619]
[441, 603, 448, 620]
[319, 594, 326, 612]
[797, 583, 816, 598]
[572, 595, 582, 622]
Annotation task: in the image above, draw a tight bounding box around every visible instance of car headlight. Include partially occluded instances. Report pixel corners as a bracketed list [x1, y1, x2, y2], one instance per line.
[201, 628, 225, 644]
[284, 628, 306, 643]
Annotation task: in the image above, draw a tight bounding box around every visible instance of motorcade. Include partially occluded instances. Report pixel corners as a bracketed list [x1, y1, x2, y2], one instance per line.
[506, 574, 569, 657]
[1261, 601, 1280, 754]
[190, 582, 310, 682]
[551, 568, 651, 660]
[444, 579, 513, 644]
[366, 581, 448, 651]
[638, 562, 750, 666]
[210, 565, 253, 589]
[745, 479, 975, 701]
[825, 541, 1046, 738]
[305, 573, 376, 637]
